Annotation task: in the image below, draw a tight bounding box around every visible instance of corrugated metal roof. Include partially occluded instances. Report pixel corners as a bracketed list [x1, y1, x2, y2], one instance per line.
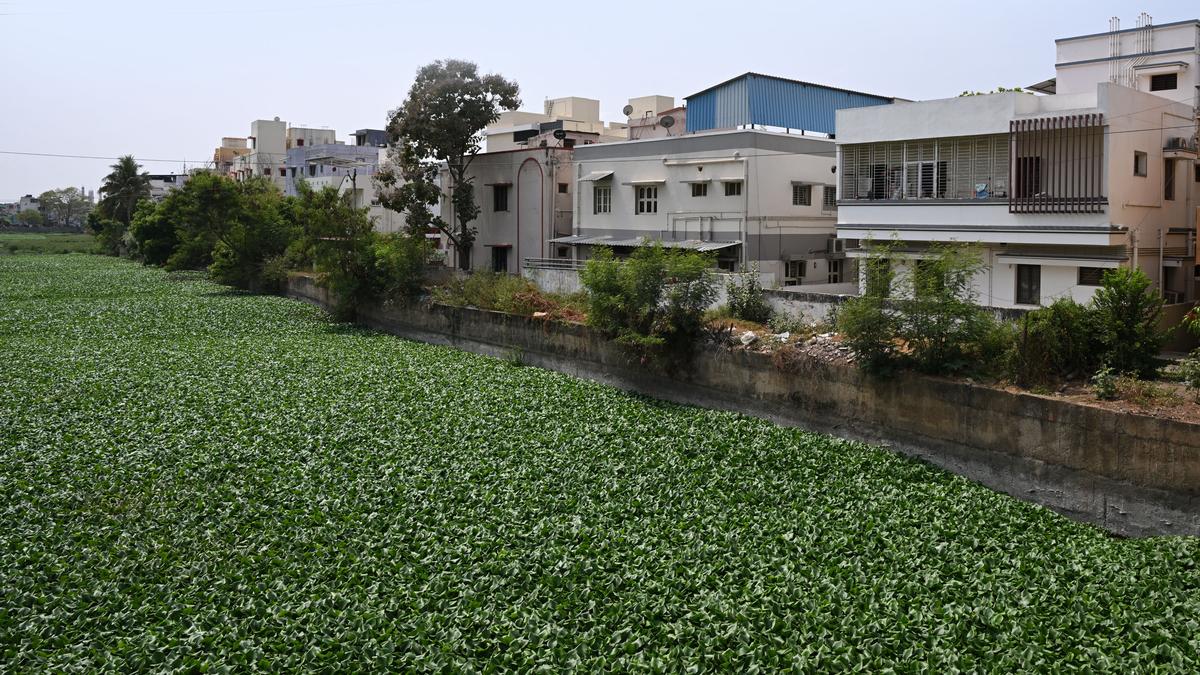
[548, 235, 741, 252]
[684, 72, 894, 135]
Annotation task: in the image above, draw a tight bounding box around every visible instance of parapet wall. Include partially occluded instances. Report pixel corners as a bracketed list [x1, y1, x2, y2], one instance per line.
[288, 274, 1200, 537]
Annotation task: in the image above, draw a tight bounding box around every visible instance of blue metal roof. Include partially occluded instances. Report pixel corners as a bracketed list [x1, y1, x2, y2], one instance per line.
[684, 72, 894, 135]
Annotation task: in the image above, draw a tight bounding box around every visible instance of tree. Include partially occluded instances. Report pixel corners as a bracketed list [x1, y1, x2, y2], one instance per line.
[1091, 268, 1167, 378]
[377, 59, 520, 270]
[98, 155, 151, 226]
[16, 209, 44, 226]
[37, 188, 93, 228]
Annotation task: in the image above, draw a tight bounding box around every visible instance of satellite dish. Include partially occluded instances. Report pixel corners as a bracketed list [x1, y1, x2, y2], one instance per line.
[622, 104, 634, 116]
[660, 115, 675, 129]
[552, 129, 567, 140]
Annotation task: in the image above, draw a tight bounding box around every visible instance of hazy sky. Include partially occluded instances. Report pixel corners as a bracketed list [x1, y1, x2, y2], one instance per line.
[1, 0, 1195, 200]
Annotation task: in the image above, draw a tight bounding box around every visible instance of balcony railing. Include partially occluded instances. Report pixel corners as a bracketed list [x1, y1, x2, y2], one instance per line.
[1009, 114, 1105, 214]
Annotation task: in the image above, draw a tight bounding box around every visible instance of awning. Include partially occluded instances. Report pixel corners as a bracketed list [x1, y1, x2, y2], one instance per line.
[578, 170, 614, 182]
[624, 178, 666, 186]
[680, 178, 711, 184]
[994, 253, 1126, 268]
[548, 234, 741, 252]
[483, 243, 512, 248]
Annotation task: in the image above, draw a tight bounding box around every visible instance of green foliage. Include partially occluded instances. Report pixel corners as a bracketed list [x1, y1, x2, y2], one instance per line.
[36, 187, 92, 228]
[839, 243, 994, 376]
[16, 208, 44, 226]
[896, 244, 993, 375]
[1005, 299, 1099, 386]
[1091, 365, 1117, 400]
[379, 59, 521, 269]
[959, 87, 1026, 96]
[303, 184, 429, 319]
[97, 155, 151, 226]
[0, 232, 96, 255]
[836, 295, 897, 374]
[580, 245, 716, 363]
[86, 211, 127, 256]
[127, 199, 176, 266]
[1092, 268, 1167, 378]
[4, 255, 1200, 671]
[725, 264, 773, 324]
[433, 270, 542, 315]
[1178, 350, 1200, 400]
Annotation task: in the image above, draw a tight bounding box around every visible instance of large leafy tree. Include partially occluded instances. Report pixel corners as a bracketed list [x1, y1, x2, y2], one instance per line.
[377, 59, 520, 270]
[37, 188, 92, 228]
[98, 155, 151, 226]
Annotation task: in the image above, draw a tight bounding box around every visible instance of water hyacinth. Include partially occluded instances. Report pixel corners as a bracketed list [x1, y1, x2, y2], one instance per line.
[1, 255, 1198, 671]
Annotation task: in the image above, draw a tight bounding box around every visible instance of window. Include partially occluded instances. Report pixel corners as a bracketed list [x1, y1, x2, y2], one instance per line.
[556, 246, 569, 258]
[1014, 157, 1041, 197]
[822, 186, 837, 211]
[1165, 159, 1176, 201]
[1150, 73, 1178, 91]
[792, 184, 812, 206]
[786, 260, 807, 281]
[828, 259, 843, 284]
[1016, 264, 1041, 305]
[1195, 163, 1200, 183]
[593, 185, 610, 214]
[308, 165, 316, 177]
[1078, 267, 1105, 286]
[492, 185, 509, 212]
[558, 183, 568, 194]
[491, 247, 508, 274]
[690, 182, 708, 197]
[262, 168, 270, 176]
[289, 167, 296, 178]
[563, 139, 575, 149]
[635, 186, 658, 214]
[278, 168, 286, 177]
[724, 181, 742, 197]
[1134, 151, 1148, 177]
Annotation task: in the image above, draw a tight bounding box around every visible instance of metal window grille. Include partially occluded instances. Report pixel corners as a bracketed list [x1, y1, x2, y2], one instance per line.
[792, 184, 812, 206]
[691, 183, 708, 197]
[822, 186, 837, 211]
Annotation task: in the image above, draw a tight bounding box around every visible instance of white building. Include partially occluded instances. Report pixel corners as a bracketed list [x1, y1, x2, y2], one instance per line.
[560, 129, 847, 287]
[147, 174, 189, 202]
[484, 96, 628, 152]
[227, 118, 339, 190]
[624, 95, 686, 141]
[439, 146, 575, 272]
[836, 83, 1198, 307]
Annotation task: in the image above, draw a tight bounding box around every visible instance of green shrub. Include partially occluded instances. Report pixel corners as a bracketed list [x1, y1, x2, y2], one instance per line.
[767, 310, 809, 336]
[726, 264, 772, 324]
[580, 245, 716, 364]
[434, 271, 540, 315]
[1005, 299, 1099, 386]
[1178, 350, 1200, 400]
[1091, 365, 1117, 400]
[1092, 268, 1167, 378]
[836, 295, 896, 374]
[895, 243, 993, 375]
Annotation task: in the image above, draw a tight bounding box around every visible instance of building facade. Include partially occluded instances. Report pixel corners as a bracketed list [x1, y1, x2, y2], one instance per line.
[484, 96, 628, 152]
[835, 83, 1199, 307]
[439, 147, 575, 272]
[561, 130, 848, 287]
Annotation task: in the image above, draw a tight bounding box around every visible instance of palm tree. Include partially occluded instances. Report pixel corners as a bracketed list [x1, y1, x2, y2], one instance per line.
[99, 155, 151, 225]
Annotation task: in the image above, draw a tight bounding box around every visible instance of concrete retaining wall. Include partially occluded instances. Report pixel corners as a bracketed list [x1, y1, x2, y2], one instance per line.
[288, 274, 1200, 538]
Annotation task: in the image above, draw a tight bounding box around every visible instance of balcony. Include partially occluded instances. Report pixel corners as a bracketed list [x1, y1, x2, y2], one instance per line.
[1164, 136, 1198, 159]
[1008, 114, 1106, 214]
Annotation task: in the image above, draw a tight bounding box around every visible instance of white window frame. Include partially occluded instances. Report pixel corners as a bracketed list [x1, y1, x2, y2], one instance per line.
[690, 182, 708, 197]
[635, 185, 658, 214]
[723, 181, 742, 197]
[593, 185, 611, 214]
[822, 185, 837, 211]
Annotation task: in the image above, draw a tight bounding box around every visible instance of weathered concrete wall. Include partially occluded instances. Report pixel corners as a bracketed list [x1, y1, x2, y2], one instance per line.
[288, 274, 1200, 538]
[522, 266, 583, 294]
